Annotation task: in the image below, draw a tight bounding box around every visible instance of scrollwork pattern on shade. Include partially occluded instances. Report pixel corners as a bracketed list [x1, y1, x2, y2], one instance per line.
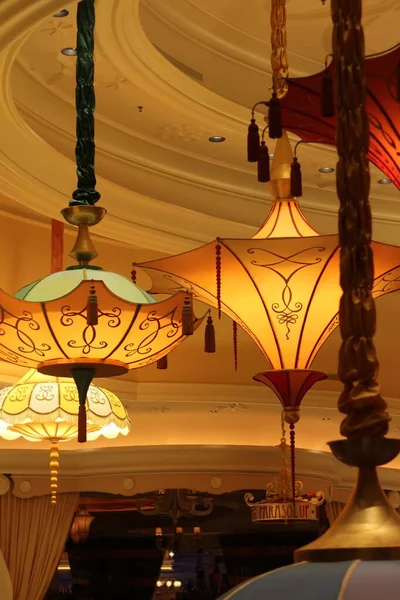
[60, 303, 122, 355]
[124, 308, 180, 358]
[248, 246, 325, 338]
[0, 307, 51, 360]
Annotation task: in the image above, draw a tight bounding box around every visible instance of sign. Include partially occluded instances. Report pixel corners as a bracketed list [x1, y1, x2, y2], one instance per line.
[251, 502, 319, 523]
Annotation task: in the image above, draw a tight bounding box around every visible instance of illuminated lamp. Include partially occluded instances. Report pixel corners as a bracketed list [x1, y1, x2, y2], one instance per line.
[217, 1, 400, 598]
[0, 369, 130, 503]
[137, 130, 400, 473]
[0, 0, 203, 444]
[278, 44, 400, 191]
[70, 507, 95, 543]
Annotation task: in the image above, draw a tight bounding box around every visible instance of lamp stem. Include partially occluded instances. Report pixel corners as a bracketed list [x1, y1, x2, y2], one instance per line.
[71, 0, 101, 207]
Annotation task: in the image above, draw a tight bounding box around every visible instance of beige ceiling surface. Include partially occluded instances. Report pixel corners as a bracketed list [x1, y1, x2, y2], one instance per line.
[0, 1, 399, 481]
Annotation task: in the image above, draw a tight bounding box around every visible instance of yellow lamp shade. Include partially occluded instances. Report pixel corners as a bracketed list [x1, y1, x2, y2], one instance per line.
[0, 369, 131, 503]
[0, 369, 130, 441]
[0, 279, 202, 378]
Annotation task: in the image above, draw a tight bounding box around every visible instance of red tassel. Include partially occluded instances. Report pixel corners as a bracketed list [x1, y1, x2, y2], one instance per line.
[247, 119, 260, 162]
[268, 93, 282, 139]
[396, 60, 400, 102]
[78, 404, 87, 444]
[182, 293, 194, 335]
[321, 70, 335, 117]
[204, 313, 216, 353]
[257, 141, 270, 183]
[131, 263, 137, 284]
[233, 321, 238, 371]
[216, 242, 221, 319]
[290, 157, 302, 198]
[289, 424, 296, 504]
[86, 284, 98, 326]
[157, 355, 168, 370]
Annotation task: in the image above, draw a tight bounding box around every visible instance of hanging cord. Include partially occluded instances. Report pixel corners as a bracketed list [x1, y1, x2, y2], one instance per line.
[71, 0, 101, 207]
[289, 423, 296, 505]
[270, 0, 289, 98]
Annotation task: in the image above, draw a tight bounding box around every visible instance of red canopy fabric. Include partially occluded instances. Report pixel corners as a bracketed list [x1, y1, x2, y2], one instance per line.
[281, 44, 400, 190]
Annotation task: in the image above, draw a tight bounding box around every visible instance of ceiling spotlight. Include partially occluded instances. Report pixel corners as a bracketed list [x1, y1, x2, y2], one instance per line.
[378, 178, 392, 184]
[209, 136, 226, 143]
[269, 153, 274, 159]
[319, 167, 335, 173]
[53, 9, 69, 17]
[61, 47, 77, 56]
[322, 417, 331, 421]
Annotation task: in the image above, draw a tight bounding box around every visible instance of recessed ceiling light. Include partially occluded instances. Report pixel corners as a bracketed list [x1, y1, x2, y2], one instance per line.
[61, 47, 77, 56]
[319, 167, 335, 173]
[378, 178, 392, 185]
[322, 417, 331, 421]
[269, 153, 274, 159]
[209, 136, 226, 143]
[53, 9, 69, 17]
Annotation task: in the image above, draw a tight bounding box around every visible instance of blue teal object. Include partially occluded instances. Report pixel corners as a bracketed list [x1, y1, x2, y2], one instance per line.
[219, 560, 400, 600]
[14, 269, 155, 304]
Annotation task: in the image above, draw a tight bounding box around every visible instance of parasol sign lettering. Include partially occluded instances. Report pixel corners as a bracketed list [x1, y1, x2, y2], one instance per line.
[251, 502, 318, 522]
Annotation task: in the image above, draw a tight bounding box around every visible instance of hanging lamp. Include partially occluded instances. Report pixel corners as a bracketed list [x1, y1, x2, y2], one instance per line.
[136, 130, 400, 463]
[137, 0, 400, 481]
[0, 368, 130, 503]
[70, 507, 95, 543]
[220, 3, 400, 597]
[0, 0, 203, 444]
[279, 46, 400, 189]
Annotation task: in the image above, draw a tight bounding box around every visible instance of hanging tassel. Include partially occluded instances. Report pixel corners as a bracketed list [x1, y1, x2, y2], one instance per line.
[131, 262, 137, 284]
[51, 220, 64, 274]
[289, 424, 296, 505]
[182, 293, 194, 335]
[290, 157, 302, 198]
[396, 60, 400, 102]
[257, 141, 270, 183]
[215, 241, 222, 319]
[247, 118, 260, 162]
[157, 355, 168, 370]
[49, 440, 60, 505]
[204, 312, 216, 353]
[78, 404, 87, 444]
[86, 284, 98, 326]
[233, 321, 238, 371]
[321, 69, 335, 117]
[268, 93, 282, 139]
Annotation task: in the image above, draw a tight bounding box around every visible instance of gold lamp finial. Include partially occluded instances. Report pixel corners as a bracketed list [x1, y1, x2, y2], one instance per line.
[269, 130, 293, 201]
[61, 205, 106, 265]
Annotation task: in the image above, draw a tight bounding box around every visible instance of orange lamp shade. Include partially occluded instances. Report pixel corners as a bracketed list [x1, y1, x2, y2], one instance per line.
[138, 134, 400, 371]
[0, 273, 203, 376]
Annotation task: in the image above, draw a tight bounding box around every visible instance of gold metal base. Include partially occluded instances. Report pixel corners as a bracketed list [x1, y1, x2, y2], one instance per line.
[38, 358, 128, 379]
[295, 438, 400, 562]
[61, 205, 106, 264]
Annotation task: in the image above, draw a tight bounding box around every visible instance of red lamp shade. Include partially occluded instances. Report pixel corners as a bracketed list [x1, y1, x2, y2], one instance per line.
[280, 44, 400, 190]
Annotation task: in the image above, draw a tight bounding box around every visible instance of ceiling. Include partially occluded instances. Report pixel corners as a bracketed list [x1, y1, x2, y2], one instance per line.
[0, 0, 399, 491]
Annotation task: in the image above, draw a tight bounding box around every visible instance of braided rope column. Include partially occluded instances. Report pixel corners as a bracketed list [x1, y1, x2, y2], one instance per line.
[333, 0, 390, 438]
[71, 0, 101, 206]
[270, 0, 288, 97]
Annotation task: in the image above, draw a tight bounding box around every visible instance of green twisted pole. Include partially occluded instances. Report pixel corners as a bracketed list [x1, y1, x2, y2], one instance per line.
[71, 0, 101, 206]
